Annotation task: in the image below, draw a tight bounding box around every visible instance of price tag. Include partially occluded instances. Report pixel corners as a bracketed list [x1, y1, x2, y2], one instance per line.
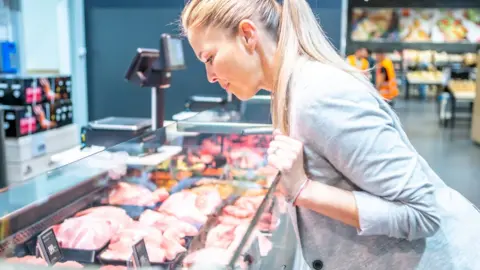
[132, 238, 151, 269]
[37, 228, 63, 266]
[31, 133, 46, 158]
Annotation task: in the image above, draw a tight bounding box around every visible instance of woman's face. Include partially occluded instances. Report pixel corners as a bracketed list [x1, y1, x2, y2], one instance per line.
[187, 23, 268, 100]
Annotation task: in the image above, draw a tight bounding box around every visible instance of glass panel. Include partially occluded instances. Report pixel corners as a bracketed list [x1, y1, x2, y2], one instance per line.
[183, 96, 272, 125]
[0, 118, 284, 269]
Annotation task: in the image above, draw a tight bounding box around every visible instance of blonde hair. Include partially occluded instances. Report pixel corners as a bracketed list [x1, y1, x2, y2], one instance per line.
[181, 0, 370, 134]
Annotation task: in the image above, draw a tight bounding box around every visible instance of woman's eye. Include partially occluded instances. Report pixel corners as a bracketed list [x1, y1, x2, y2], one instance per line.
[206, 56, 213, 64]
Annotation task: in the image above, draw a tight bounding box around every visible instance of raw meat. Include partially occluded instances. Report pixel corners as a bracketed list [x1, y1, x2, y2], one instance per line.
[108, 182, 169, 206]
[53, 206, 133, 250]
[161, 231, 187, 261]
[219, 195, 277, 231]
[74, 206, 133, 233]
[222, 205, 253, 219]
[101, 221, 186, 263]
[194, 188, 223, 215]
[100, 266, 127, 270]
[139, 210, 198, 236]
[158, 191, 208, 225]
[183, 248, 249, 269]
[52, 216, 112, 250]
[205, 224, 237, 249]
[102, 222, 167, 263]
[6, 256, 83, 268]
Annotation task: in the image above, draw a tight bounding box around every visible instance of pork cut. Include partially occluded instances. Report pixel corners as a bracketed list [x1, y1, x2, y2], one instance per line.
[99, 266, 127, 270]
[108, 182, 169, 206]
[74, 206, 134, 233]
[157, 191, 208, 225]
[182, 248, 248, 269]
[6, 256, 83, 268]
[195, 188, 222, 215]
[53, 206, 133, 250]
[138, 209, 198, 237]
[101, 222, 167, 263]
[100, 221, 186, 263]
[52, 216, 112, 250]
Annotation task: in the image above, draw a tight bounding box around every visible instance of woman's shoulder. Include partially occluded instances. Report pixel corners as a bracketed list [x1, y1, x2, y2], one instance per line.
[291, 59, 377, 111]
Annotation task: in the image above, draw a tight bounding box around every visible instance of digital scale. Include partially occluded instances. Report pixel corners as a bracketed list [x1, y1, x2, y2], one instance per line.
[82, 34, 186, 150]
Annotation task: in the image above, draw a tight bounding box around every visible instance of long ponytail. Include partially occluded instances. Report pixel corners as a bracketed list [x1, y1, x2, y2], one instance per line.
[272, 0, 371, 134]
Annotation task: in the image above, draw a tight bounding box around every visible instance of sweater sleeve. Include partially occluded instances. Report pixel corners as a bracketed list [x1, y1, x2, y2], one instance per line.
[301, 89, 441, 240]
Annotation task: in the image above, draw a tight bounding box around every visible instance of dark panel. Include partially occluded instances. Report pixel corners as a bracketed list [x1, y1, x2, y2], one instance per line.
[312, 8, 342, 50]
[84, 0, 344, 121]
[86, 0, 186, 8]
[84, 4, 224, 121]
[308, 0, 342, 9]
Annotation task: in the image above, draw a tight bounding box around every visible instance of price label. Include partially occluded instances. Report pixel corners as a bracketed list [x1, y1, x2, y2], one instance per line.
[132, 238, 151, 269]
[37, 228, 63, 266]
[31, 133, 46, 158]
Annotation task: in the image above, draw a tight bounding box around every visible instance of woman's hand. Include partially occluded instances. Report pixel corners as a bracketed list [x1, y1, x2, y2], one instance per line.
[267, 129, 308, 201]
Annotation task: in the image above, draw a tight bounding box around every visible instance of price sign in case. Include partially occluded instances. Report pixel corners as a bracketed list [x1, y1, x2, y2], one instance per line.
[36, 228, 63, 266]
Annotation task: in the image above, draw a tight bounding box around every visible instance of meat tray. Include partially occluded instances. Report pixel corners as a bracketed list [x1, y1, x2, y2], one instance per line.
[59, 240, 110, 264]
[97, 249, 184, 270]
[25, 238, 109, 265]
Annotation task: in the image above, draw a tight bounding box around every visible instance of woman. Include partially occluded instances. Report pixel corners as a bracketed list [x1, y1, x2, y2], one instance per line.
[181, 0, 480, 269]
[375, 50, 399, 105]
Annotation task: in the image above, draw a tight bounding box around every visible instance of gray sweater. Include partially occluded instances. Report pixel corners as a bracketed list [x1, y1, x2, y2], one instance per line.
[287, 58, 480, 270]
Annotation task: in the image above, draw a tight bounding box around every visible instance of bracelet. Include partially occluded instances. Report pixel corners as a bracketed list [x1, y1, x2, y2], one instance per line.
[290, 178, 310, 206]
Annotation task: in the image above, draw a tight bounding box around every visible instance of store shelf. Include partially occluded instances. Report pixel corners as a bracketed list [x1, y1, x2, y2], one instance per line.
[348, 41, 479, 54]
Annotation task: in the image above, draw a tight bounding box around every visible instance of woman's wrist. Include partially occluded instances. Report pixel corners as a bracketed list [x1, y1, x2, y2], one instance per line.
[291, 177, 311, 206]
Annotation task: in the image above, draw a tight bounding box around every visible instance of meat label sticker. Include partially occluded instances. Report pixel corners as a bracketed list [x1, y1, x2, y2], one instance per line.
[37, 228, 63, 265]
[132, 238, 151, 268]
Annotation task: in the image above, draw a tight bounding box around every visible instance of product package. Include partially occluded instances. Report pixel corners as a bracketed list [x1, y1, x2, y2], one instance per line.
[0, 75, 47, 105]
[53, 76, 72, 101]
[46, 99, 74, 128]
[2, 105, 40, 137]
[0, 74, 72, 106]
[1, 101, 68, 138]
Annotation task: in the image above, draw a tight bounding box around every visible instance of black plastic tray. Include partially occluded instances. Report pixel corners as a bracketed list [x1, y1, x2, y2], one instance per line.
[97, 250, 184, 270]
[60, 240, 110, 264]
[97, 237, 193, 269]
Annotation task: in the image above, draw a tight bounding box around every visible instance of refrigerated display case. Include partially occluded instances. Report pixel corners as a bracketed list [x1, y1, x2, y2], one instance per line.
[0, 115, 299, 269]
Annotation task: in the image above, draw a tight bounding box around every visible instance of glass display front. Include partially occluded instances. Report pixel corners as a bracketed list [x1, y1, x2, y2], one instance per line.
[0, 119, 291, 269]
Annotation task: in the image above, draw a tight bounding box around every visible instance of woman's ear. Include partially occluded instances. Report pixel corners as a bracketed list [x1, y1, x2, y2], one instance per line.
[238, 19, 258, 53]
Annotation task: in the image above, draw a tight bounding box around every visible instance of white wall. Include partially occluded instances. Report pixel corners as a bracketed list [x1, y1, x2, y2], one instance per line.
[67, 0, 88, 126]
[56, 0, 71, 74]
[0, 6, 13, 41]
[20, 0, 61, 72]
[13, 0, 88, 126]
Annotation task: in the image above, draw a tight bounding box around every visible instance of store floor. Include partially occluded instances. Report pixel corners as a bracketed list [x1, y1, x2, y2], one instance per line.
[394, 99, 480, 207]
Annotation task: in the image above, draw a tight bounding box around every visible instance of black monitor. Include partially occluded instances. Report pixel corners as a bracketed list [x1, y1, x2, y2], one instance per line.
[125, 48, 160, 87]
[160, 34, 186, 71]
[125, 34, 186, 88]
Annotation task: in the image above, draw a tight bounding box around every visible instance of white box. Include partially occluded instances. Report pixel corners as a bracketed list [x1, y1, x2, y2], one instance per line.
[5, 124, 79, 162]
[6, 155, 55, 184]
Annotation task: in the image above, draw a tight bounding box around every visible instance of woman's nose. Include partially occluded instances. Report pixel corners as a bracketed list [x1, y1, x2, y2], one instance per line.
[206, 66, 218, 83]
